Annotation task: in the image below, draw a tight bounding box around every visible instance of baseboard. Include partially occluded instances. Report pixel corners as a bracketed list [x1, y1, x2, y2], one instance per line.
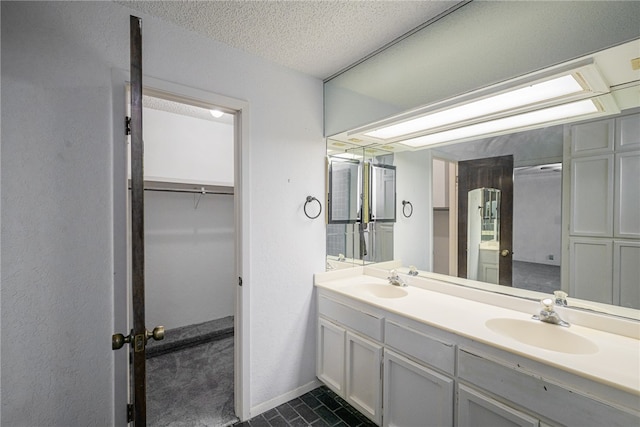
[249, 379, 322, 419]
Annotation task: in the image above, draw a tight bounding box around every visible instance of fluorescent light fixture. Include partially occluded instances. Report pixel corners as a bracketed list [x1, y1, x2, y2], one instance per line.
[365, 75, 585, 140]
[209, 109, 224, 118]
[401, 99, 599, 148]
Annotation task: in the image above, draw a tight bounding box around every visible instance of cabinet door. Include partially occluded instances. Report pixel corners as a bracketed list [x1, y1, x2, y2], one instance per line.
[569, 238, 613, 304]
[457, 385, 538, 427]
[616, 113, 640, 151]
[317, 317, 345, 396]
[570, 155, 614, 236]
[615, 151, 640, 238]
[613, 241, 640, 309]
[571, 118, 614, 156]
[383, 349, 453, 427]
[345, 331, 382, 425]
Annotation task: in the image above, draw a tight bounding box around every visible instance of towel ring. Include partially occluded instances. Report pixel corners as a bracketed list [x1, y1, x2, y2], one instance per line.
[304, 196, 322, 219]
[402, 200, 413, 218]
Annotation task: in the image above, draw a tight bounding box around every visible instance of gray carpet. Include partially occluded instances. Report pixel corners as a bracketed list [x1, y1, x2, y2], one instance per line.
[512, 260, 561, 294]
[147, 316, 234, 358]
[147, 324, 237, 426]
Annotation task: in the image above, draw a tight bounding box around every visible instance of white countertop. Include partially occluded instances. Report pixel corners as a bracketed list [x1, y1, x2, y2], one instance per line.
[315, 271, 640, 397]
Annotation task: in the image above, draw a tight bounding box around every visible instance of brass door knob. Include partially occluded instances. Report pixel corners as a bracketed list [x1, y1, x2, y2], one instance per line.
[146, 326, 165, 342]
[112, 331, 132, 350]
[501, 249, 511, 257]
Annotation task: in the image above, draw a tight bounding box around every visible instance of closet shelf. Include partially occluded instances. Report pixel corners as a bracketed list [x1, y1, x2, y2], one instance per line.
[128, 179, 234, 195]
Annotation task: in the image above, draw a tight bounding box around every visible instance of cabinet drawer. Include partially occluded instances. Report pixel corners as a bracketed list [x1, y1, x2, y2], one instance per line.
[458, 349, 640, 427]
[385, 320, 455, 375]
[318, 295, 383, 341]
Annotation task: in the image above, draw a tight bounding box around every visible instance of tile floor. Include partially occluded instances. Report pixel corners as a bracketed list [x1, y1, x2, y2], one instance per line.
[234, 386, 377, 427]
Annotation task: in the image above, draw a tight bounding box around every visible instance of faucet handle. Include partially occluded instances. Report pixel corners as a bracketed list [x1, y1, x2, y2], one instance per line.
[541, 298, 555, 312]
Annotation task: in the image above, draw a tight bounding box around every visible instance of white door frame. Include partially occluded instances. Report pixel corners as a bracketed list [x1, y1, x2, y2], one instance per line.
[111, 70, 251, 424]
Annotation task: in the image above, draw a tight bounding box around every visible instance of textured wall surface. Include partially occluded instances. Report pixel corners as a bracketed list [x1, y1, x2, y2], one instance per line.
[1, 1, 325, 425]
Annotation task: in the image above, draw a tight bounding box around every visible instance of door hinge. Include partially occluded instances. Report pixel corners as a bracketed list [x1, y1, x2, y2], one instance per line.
[238, 276, 243, 287]
[125, 116, 131, 135]
[127, 403, 134, 423]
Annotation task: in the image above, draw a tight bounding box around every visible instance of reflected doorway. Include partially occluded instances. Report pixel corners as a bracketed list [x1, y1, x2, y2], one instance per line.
[458, 155, 514, 286]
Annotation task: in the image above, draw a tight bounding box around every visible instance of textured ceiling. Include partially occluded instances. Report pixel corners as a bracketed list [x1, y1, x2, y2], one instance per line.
[115, 0, 462, 79]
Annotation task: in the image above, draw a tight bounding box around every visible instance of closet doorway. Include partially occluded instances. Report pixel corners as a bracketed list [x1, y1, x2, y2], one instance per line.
[124, 82, 248, 425]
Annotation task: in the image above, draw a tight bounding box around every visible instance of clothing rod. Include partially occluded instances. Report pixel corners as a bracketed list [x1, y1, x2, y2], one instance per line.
[143, 188, 233, 195]
[127, 179, 234, 195]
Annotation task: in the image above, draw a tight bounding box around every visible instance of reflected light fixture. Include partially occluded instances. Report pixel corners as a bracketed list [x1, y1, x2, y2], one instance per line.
[366, 75, 585, 140]
[401, 99, 599, 147]
[209, 109, 224, 118]
[355, 62, 615, 148]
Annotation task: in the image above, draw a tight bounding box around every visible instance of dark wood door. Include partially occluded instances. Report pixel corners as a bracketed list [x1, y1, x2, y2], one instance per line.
[129, 15, 164, 425]
[129, 15, 147, 426]
[457, 155, 514, 286]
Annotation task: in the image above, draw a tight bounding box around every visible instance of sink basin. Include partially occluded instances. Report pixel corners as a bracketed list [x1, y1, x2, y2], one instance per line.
[348, 283, 408, 299]
[485, 318, 599, 354]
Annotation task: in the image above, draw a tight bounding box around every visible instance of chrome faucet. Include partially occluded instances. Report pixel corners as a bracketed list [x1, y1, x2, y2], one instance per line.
[554, 290, 568, 306]
[532, 298, 570, 327]
[388, 270, 408, 287]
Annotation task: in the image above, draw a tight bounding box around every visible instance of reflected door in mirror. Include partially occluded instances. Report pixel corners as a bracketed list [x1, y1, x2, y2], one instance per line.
[458, 156, 513, 286]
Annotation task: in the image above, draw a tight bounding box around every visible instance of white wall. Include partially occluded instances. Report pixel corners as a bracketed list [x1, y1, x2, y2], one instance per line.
[144, 191, 235, 330]
[1, 2, 325, 425]
[513, 172, 562, 266]
[394, 150, 432, 270]
[138, 108, 234, 186]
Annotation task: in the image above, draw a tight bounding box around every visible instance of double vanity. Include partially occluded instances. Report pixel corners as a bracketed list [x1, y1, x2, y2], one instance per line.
[314, 264, 640, 427]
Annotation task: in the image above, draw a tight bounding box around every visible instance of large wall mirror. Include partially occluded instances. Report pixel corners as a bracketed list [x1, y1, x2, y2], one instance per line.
[323, 2, 640, 320]
[326, 146, 397, 269]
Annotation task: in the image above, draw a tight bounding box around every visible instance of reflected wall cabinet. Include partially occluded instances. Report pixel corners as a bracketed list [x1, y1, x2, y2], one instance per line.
[567, 111, 640, 309]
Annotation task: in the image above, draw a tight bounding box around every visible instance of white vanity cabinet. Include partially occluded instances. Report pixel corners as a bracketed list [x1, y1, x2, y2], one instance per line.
[457, 348, 640, 427]
[316, 286, 640, 427]
[317, 317, 346, 394]
[383, 320, 456, 427]
[317, 295, 383, 424]
[383, 349, 454, 427]
[345, 331, 383, 423]
[457, 384, 538, 427]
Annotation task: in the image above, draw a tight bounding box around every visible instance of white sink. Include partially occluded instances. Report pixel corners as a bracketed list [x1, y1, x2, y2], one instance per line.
[485, 318, 599, 354]
[348, 283, 409, 299]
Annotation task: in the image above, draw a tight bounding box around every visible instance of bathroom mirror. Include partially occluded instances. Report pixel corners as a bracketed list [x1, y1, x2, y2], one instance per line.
[325, 2, 640, 319]
[326, 146, 396, 269]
